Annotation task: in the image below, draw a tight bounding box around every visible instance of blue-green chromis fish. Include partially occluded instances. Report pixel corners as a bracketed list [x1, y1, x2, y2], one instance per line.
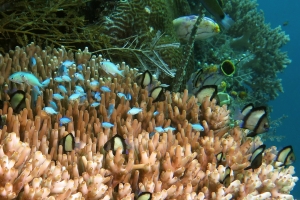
[199, 0, 234, 30]
[21, 73, 45, 89]
[9, 72, 29, 84]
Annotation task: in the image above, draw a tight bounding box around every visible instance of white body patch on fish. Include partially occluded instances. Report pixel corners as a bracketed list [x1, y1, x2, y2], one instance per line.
[43, 107, 58, 115]
[127, 107, 143, 115]
[100, 61, 124, 77]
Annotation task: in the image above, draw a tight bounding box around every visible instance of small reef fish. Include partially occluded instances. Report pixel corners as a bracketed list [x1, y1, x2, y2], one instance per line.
[195, 85, 218, 104]
[191, 123, 204, 131]
[74, 73, 85, 81]
[20, 73, 45, 88]
[53, 93, 64, 100]
[29, 57, 37, 67]
[107, 104, 115, 118]
[126, 93, 132, 100]
[117, 92, 132, 101]
[59, 117, 71, 126]
[164, 126, 176, 132]
[32, 85, 42, 95]
[102, 122, 114, 129]
[61, 75, 72, 82]
[239, 104, 269, 137]
[150, 86, 165, 103]
[75, 85, 85, 93]
[136, 70, 152, 89]
[187, 60, 235, 95]
[127, 107, 143, 115]
[43, 106, 58, 115]
[159, 84, 170, 88]
[57, 85, 67, 94]
[77, 64, 83, 71]
[173, 16, 220, 41]
[153, 111, 159, 116]
[94, 92, 101, 101]
[100, 61, 124, 77]
[275, 146, 295, 167]
[136, 192, 152, 200]
[59, 133, 75, 153]
[62, 60, 74, 68]
[103, 134, 127, 154]
[58, 64, 68, 76]
[154, 126, 165, 133]
[244, 144, 266, 171]
[54, 77, 64, 82]
[42, 78, 51, 87]
[9, 72, 27, 84]
[100, 86, 111, 92]
[90, 102, 100, 107]
[117, 92, 127, 100]
[69, 93, 84, 101]
[219, 167, 231, 188]
[49, 100, 58, 111]
[90, 80, 100, 91]
[79, 95, 87, 105]
[9, 90, 26, 114]
[199, 0, 234, 30]
[149, 132, 156, 138]
[216, 152, 226, 167]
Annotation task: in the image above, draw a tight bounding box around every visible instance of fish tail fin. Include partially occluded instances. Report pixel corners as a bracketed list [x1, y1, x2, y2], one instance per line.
[221, 15, 234, 30]
[119, 70, 125, 77]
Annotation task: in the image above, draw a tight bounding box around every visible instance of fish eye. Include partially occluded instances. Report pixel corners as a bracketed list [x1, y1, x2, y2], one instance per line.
[264, 123, 269, 128]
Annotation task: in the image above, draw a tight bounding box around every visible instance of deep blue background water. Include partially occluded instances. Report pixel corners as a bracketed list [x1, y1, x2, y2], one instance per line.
[258, 0, 300, 197]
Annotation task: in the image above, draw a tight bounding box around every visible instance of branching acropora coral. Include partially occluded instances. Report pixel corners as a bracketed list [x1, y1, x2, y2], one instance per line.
[0, 43, 297, 199]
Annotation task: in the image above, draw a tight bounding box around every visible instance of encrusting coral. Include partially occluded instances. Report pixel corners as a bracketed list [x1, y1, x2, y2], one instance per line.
[0, 43, 297, 199]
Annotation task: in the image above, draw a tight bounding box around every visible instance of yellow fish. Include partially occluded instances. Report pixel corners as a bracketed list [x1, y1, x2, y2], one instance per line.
[173, 15, 220, 41]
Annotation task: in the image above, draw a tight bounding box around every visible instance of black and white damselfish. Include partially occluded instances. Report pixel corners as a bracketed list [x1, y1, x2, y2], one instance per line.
[244, 144, 266, 171]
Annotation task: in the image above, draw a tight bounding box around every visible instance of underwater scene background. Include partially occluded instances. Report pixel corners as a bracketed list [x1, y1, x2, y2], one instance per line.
[259, 0, 300, 198]
[0, 0, 299, 199]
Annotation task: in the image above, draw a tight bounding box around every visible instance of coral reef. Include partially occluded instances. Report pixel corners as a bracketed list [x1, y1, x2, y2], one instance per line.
[190, 0, 290, 104]
[0, 0, 291, 102]
[0, 43, 297, 199]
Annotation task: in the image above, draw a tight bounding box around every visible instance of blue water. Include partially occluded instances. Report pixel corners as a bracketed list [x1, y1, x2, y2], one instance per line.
[258, 0, 300, 197]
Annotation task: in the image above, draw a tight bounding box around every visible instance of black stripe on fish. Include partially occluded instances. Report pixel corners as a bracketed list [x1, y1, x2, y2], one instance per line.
[195, 85, 218, 104]
[9, 90, 26, 114]
[244, 144, 266, 171]
[220, 166, 231, 187]
[104, 134, 127, 155]
[150, 86, 165, 103]
[242, 106, 269, 136]
[241, 103, 254, 116]
[59, 133, 75, 153]
[137, 70, 152, 88]
[216, 152, 226, 166]
[192, 69, 204, 88]
[276, 145, 295, 167]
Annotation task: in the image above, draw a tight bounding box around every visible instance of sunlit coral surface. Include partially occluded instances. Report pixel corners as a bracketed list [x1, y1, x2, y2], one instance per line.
[0, 43, 297, 199]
